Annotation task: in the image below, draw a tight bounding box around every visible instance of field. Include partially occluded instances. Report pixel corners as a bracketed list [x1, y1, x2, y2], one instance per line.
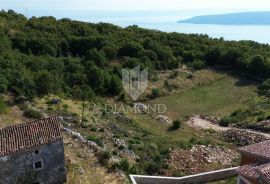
[130, 71, 257, 146]
[151, 73, 257, 121]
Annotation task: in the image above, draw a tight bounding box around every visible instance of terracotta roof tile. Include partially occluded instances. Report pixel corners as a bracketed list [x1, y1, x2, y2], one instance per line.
[237, 163, 270, 183]
[256, 163, 270, 183]
[239, 140, 270, 160]
[237, 164, 259, 180]
[0, 116, 62, 156]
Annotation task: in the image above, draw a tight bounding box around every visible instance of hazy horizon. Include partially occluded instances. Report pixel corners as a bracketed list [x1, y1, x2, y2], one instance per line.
[2, 0, 270, 21]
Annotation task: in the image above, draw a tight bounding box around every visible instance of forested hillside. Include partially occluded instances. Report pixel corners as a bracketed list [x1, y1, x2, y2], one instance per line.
[0, 10, 270, 100]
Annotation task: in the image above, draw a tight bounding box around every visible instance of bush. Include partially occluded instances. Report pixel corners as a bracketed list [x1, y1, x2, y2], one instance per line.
[98, 127, 105, 132]
[96, 151, 111, 166]
[151, 88, 160, 99]
[0, 84, 7, 93]
[219, 116, 236, 127]
[128, 164, 141, 175]
[143, 161, 162, 175]
[23, 109, 42, 119]
[171, 120, 182, 130]
[63, 104, 69, 109]
[230, 109, 249, 122]
[188, 60, 205, 70]
[87, 135, 103, 147]
[119, 158, 130, 171]
[257, 114, 266, 122]
[169, 71, 178, 79]
[0, 98, 7, 114]
[90, 127, 98, 132]
[177, 140, 193, 150]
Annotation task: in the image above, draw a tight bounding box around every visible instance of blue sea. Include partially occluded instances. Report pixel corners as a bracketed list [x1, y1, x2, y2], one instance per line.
[25, 10, 270, 44]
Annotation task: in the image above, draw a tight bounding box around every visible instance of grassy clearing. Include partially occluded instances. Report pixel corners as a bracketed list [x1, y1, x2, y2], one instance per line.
[152, 74, 257, 121]
[129, 72, 257, 154]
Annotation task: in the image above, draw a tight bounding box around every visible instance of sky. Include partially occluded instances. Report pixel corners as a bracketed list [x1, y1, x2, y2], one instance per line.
[1, 0, 270, 12]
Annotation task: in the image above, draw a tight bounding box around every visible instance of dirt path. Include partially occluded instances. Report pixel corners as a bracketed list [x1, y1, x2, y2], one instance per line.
[187, 116, 270, 138]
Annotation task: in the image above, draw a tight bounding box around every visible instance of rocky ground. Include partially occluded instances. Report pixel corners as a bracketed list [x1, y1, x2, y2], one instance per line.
[222, 129, 269, 146]
[64, 134, 127, 184]
[167, 145, 240, 176]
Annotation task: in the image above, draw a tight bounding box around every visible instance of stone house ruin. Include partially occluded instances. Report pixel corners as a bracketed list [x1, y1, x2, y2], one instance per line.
[0, 116, 67, 184]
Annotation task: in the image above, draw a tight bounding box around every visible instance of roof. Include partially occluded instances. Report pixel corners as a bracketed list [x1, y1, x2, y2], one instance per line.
[237, 163, 270, 183]
[239, 140, 270, 160]
[237, 164, 258, 181]
[256, 163, 270, 183]
[0, 116, 62, 156]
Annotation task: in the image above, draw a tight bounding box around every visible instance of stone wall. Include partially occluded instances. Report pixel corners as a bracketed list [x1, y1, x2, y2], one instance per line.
[0, 141, 67, 184]
[130, 167, 239, 184]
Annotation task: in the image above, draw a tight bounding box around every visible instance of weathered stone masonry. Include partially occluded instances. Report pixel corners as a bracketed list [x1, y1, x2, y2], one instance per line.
[0, 117, 67, 184]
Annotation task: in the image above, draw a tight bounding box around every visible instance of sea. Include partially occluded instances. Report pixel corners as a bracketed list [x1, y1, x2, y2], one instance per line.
[25, 10, 270, 44]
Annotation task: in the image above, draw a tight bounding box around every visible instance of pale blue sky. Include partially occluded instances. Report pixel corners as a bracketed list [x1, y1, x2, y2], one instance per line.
[1, 0, 270, 11]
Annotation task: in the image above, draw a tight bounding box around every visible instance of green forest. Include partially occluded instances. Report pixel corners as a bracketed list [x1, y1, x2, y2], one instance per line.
[0, 10, 270, 100]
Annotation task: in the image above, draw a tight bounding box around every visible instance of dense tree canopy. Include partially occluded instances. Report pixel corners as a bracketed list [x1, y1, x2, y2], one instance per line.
[0, 10, 270, 100]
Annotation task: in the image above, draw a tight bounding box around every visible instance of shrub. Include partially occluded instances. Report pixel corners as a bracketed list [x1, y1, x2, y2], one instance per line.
[96, 151, 111, 166]
[119, 158, 130, 171]
[230, 109, 249, 122]
[99, 127, 105, 132]
[219, 116, 235, 127]
[0, 84, 7, 93]
[187, 74, 193, 79]
[204, 128, 216, 134]
[151, 88, 160, 99]
[143, 161, 162, 175]
[177, 140, 193, 150]
[0, 98, 7, 114]
[169, 71, 178, 79]
[257, 114, 266, 122]
[90, 127, 97, 132]
[188, 60, 205, 70]
[87, 135, 103, 147]
[171, 120, 182, 130]
[128, 164, 141, 175]
[118, 145, 125, 150]
[23, 109, 42, 119]
[63, 104, 69, 109]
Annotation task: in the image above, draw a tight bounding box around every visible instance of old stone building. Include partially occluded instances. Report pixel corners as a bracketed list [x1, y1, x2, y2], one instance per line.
[0, 116, 67, 184]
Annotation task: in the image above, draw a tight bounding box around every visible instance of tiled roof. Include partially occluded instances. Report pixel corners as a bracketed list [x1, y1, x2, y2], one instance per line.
[237, 163, 270, 183]
[239, 140, 270, 160]
[0, 116, 62, 156]
[237, 164, 258, 180]
[256, 163, 270, 183]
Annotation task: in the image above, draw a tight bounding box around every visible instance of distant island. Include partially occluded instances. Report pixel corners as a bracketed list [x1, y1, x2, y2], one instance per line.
[178, 12, 270, 25]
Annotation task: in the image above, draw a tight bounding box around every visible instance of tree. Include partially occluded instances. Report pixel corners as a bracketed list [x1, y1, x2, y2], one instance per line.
[87, 65, 105, 93]
[118, 41, 143, 57]
[205, 46, 222, 65]
[109, 75, 122, 95]
[249, 55, 266, 76]
[35, 71, 55, 95]
[246, 96, 260, 121]
[258, 79, 270, 96]
[73, 85, 95, 127]
[102, 44, 117, 59]
[85, 48, 107, 67]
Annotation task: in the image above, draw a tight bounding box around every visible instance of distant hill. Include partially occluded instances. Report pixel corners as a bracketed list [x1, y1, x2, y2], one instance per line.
[178, 12, 270, 25]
